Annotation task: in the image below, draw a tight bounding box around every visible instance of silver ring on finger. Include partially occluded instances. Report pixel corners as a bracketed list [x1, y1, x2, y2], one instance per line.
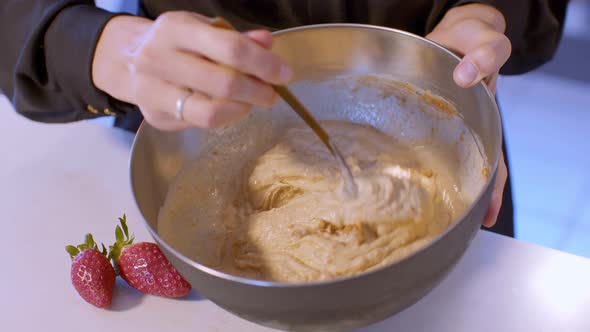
[175, 89, 193, 121]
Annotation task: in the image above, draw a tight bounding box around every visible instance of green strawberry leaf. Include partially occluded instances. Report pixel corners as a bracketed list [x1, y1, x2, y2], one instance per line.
[65, 245, 80, 259]
[68, 233, 105, 260]
[85, 234, 96, 249]
[120, 214, 129, 238]
[115, 225, 124, 243]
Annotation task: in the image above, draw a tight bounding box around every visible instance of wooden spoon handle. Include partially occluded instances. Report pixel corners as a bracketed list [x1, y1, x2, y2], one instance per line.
[209, 17, 334, 154]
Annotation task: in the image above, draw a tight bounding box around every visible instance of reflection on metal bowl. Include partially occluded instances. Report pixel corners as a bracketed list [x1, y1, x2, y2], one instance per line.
[129, 24, 502, 331]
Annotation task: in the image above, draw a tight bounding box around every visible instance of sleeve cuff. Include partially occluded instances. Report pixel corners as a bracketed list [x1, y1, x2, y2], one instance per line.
[44, 4, 138, 119]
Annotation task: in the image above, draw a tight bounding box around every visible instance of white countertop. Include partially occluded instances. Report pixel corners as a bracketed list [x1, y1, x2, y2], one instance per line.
[1, 95, 589, 332]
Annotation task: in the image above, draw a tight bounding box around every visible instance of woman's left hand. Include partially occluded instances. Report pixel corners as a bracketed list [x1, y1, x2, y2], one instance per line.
[426, 3, 511, 227]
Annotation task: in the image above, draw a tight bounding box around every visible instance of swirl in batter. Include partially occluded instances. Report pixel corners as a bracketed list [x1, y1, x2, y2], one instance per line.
[214, 121, 466, 282]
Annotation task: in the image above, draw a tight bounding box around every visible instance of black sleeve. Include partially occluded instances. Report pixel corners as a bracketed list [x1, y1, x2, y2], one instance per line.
[0, 1, 137, 123]
[429, 0, 569, 75]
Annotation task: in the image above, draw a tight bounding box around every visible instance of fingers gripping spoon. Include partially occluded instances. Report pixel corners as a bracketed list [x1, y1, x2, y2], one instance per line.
[210, 17, 359, 198]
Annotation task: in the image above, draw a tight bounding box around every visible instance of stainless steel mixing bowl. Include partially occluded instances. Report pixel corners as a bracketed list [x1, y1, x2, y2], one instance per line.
[129, 24, 502, 331]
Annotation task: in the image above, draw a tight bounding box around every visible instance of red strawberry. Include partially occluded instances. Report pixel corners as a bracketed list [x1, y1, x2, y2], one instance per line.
[66, 234, 115, 308]
[109, 215, 191, 298]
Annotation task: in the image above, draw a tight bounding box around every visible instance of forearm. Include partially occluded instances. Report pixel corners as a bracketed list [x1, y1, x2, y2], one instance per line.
[0, 0, 135, 123]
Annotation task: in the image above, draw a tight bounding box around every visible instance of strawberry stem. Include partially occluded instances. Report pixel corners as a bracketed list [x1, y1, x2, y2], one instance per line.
[108, 214, 135, 266]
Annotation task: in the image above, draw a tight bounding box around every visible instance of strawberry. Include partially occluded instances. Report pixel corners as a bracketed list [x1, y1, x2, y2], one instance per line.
[108, 215, 191, 298]
[66, 234, 115, 308]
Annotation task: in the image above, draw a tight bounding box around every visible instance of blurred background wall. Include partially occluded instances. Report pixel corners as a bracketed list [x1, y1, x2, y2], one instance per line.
[497, 0, 590, 257]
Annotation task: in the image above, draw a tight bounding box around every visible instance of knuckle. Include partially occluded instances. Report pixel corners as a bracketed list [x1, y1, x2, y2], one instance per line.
[259, 58, 281, 81]
[201, 101, 251, 128]
[155, 11, 183, 27]
[141, 110, 156, 125]
[133, 48, 156, 73]
[448, 4, 505, 32]
[139, 107, 160, 126]
[486, 9, 506, 32]
[152, 14, 181, 41]
[171, 11, 196, 24]
[444, 9, 460, 22]
[200, 103, 223, 128]
[224, 37, 248, 64]
[153, 11, 196, 38]
[257, 85, 276, 106]
[474, 46, 498, 73]
[467, 34, 511, 74]
[154, 12, 174, 29]
[477, 36, 511, 71]
[461, 18, 488, 31]
[217, 72, 243, 98]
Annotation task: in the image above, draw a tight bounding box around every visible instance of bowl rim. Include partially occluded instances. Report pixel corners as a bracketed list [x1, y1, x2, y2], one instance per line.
[129, 23, 503, 288]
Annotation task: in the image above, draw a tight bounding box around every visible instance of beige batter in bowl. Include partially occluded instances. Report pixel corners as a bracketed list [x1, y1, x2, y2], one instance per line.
[157, 75, 487, 284]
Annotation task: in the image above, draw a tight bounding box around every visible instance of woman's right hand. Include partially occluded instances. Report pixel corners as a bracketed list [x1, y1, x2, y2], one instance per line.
[92, 12, 293, 130]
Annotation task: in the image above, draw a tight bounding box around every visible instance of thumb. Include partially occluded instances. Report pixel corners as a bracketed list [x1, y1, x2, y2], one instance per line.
[453, 35, 511, 88]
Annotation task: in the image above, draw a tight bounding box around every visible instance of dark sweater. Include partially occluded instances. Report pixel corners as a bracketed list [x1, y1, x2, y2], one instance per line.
[0, 0, 569, 237]
[0, 0, 567, 127]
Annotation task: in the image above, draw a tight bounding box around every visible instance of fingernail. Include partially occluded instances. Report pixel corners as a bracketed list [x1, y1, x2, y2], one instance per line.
[279, 64, 293, 83]
[456, 60, 478, 86]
